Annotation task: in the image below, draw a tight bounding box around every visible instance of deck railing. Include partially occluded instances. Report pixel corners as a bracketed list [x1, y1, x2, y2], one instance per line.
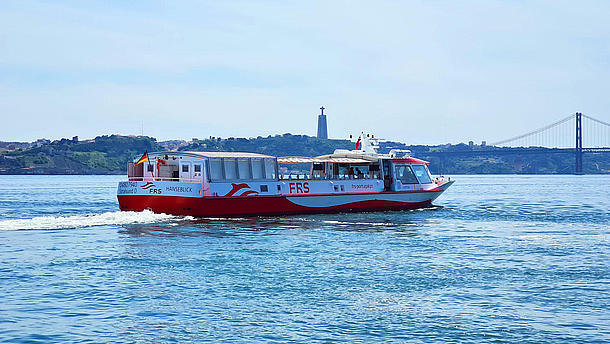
[279, 173, 381, 181]
[127, 177, 202, 183]
[128, 175, 385, 183]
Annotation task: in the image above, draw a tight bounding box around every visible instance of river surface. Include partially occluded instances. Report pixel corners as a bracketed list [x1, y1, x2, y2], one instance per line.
[0, 175, 608, 343]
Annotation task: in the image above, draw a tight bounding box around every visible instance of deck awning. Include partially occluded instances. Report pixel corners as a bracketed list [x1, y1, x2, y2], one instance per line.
[277, 156, 374, 164]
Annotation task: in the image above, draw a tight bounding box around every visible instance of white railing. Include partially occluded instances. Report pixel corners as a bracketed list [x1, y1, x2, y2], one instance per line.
[279, 173, 381, 181]
[127, 177, 203, 183]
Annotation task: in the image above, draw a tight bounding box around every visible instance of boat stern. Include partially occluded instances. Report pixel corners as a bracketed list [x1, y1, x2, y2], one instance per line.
[117, 180, 203, 213]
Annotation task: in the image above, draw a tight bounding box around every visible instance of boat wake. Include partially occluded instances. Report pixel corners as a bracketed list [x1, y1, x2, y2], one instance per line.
[0, 210, 186, 231]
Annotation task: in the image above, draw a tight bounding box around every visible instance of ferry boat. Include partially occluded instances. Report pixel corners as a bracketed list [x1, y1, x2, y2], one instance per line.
[117, 135, 453, 217]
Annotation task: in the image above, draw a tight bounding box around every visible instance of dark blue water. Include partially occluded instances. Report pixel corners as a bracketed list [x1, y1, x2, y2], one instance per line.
[0, 175, 608, 343]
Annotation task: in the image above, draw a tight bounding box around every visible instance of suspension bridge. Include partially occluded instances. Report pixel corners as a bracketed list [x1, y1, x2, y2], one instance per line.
[416, 113, 610, 174]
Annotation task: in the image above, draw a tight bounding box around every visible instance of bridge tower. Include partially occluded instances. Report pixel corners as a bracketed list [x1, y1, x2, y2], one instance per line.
[575, 112, 583, 174]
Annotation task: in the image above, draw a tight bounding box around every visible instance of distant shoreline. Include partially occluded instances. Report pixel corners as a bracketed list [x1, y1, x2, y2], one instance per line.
[2, 134, 609, 174]
[0, 172, 607, 176]
[0, 173, 124, 176]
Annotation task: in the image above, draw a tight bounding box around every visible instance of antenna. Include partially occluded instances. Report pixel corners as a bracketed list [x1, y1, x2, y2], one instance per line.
[141, 120, 144, 136]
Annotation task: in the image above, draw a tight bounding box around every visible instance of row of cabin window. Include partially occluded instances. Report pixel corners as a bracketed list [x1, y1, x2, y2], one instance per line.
[146, 164, 201, 173]
[181, 164, 202, 173]
[209, 158, 277, 181]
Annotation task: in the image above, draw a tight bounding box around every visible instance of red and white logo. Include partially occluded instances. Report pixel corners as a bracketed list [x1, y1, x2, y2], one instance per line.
[141, 182, 162, 194]
[140, 182, 156, 190]
[224, 183, 259, 197]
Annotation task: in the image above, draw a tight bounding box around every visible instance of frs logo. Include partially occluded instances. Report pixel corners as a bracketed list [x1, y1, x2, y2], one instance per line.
[141, 182, 162, 195]
[289, 182, 309, 194]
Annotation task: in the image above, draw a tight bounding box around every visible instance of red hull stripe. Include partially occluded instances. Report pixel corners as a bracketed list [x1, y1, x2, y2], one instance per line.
[204, 187, 448, 199]
[118, 195, 433, 217]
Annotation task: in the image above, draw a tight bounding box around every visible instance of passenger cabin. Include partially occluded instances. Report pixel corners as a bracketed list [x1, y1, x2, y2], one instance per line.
[128, 152, 277, 183]
[127, 147, 438, 196]
[277, 149, 435, 192]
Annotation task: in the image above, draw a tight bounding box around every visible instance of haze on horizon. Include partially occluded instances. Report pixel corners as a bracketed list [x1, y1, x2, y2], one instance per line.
[1, 0, 609, 145]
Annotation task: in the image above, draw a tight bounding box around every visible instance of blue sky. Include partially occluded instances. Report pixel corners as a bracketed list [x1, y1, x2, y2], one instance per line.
[1, 0, 609, 144]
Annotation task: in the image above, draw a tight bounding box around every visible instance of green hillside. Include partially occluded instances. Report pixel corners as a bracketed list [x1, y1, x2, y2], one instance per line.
[0, 135, 159, 174]
[0, 134, 609, 174]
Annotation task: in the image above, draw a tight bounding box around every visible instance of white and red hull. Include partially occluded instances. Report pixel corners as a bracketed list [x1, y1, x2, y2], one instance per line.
[117, 181, 453, 217]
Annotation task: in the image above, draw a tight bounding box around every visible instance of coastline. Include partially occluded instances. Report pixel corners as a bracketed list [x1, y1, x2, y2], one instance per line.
[0, 172, 607, 176]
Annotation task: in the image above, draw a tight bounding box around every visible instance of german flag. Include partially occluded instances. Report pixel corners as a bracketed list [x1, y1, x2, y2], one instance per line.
[135, 151, 149, 166]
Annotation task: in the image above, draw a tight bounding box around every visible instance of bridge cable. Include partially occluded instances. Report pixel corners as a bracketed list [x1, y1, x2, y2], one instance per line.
[582, 114, 610, 127]
[583, 114, 610, 147]
[490, 113, 574, 146]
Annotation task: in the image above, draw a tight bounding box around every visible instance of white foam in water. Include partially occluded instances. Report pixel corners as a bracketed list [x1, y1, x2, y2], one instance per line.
[0, 210, 185, 231]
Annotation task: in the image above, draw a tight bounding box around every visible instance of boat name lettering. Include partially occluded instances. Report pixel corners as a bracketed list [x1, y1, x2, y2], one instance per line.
[119, 182, 138, 188]
[352, 184, 373, 190]
[165, 186, 193, 193]
[118, 187, 137, 194]
[118, 182, 139, 195]
[289, 182, 310, 194]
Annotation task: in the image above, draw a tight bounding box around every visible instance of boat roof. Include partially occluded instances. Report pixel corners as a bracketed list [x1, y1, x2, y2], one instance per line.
[278, 151, 381, 164]
[393, 157, 429, 164]
[277, 156, 373, 164]
[317, 152, 379, 162]
[151, 151, 275, 159]
[148, 151, 428, 164]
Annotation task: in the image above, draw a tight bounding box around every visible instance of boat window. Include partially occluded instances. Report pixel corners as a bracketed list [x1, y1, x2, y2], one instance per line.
[237, 159, 251, 179]
[411, 165, 432, 184]
[210, 159, 223, 180]
[264, 159, 276, 179]
[395, 165, 419, 184]
[147, 164, 154, 172]
[182, 165, 189, 173]
[194, 164, 201, 173]
[224, 158, 237, 179]
[352, 166, 367, 179]
[369, 164, 380, 179]
[336, 164, 375, 179]
[252, 159, 264, 179]
[338, 164, 348, 179]
[311, 163, 325, 179]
